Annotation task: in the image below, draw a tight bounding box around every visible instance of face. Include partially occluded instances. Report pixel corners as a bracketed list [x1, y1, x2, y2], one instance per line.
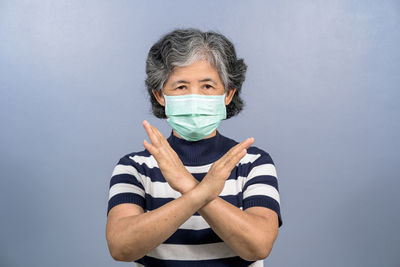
[152, 59, 236, 107]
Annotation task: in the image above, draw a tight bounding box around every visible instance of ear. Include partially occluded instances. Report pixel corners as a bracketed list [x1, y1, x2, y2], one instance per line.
[225, 88, 237, 105]
[152, 89, 165, 107]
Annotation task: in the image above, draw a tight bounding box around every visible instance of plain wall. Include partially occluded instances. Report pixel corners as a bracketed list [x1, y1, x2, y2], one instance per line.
[0, 0, 399, 266]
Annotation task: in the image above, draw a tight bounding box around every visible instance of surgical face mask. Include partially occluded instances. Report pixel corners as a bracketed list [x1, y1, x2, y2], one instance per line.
[164, 93, 227, 142]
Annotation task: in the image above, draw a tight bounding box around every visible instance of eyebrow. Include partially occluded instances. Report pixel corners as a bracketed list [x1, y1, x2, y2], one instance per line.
[171, 78, 217, 87]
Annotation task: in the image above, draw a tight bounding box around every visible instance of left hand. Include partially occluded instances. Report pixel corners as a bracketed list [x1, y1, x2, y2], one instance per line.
[142, 120, 198, 194]
[197, 137, 254, 202]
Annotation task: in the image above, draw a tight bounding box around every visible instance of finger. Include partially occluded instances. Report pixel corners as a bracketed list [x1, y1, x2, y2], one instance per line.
[237, 137, 254, 151]
[142, 120, 160, 146]
[221, 137, 254, 164]
[150, 125, 173, 148]
[219, 148, 247, 172]
[227, 147, 248, 169]
[143, 139, 158, 156]
[151, 125, 168, 144]
[229, 137, 254, 156]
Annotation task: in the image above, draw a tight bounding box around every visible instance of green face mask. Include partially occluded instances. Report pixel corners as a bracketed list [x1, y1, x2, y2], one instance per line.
[164, 93, 227, 141]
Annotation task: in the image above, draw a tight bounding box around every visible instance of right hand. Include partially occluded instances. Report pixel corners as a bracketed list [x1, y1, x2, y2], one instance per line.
[198, 137, 255, 202]
[142, 120, 198, 194]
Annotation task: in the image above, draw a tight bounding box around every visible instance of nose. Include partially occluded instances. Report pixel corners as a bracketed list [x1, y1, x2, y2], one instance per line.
[186, 85, 202, 95]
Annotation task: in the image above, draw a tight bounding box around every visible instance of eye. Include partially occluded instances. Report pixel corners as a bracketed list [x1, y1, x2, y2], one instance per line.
[176, 85, 186, 90]
[203, 84, 213, 89]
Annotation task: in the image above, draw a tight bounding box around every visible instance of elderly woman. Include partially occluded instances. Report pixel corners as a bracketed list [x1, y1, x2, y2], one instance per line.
[106, 28, 282, 267]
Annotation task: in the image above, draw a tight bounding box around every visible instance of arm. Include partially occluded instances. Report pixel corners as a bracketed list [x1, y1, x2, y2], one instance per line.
[106, 120, 213, 262]
[106, 182, 211, 262]
[192, 152, 281, 261]
[198, 194, 279, 261]
[141, 121, 279, 260]
[106, 120, 267, 262]
[178, 176, 279, 261]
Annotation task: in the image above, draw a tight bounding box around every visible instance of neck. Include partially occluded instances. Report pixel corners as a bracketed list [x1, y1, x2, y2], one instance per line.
[172, 129, 217, 140]
[167, 129, 228, 165]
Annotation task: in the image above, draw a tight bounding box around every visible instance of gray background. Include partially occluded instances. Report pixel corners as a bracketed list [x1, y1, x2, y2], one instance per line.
[1, 0, 399, 266]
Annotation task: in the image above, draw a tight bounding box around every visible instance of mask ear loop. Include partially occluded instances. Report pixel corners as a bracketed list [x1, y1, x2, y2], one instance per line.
[223, 91, 227, 106]
[162, 89, 170, 121]
[161, 89, 167, 107]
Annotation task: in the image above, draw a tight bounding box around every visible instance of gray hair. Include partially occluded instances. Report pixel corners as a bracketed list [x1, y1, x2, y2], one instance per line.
[145, 28, 247, 119]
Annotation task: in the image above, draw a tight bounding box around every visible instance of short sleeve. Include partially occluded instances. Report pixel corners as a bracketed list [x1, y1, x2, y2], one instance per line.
[242, 151, 282, 227]
[107, 155, 146, 216]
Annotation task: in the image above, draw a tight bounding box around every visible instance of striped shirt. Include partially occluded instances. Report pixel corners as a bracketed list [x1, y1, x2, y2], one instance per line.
[107, 130, 282, 266]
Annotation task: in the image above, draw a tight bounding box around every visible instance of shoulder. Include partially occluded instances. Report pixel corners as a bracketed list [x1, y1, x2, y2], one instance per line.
[115, 149, 153, 168]
[236, 144, 277, 180]
[109, 149, 160, 183]
[245, 145, 275, 166]
[219, 132, 275, 165]
[220, 133, 274, 162]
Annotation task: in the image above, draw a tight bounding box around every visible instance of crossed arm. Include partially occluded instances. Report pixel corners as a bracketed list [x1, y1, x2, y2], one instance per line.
[106, 120, 279, 262]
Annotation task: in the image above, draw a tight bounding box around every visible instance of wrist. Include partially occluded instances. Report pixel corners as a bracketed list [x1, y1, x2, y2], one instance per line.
[189, 185, 209, 208]
[179, 175, 199, 194]
[191, 181, 214, 204]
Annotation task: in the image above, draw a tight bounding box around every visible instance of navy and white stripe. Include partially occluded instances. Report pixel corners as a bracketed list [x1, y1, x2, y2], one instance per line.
[107, 130, 282, 267]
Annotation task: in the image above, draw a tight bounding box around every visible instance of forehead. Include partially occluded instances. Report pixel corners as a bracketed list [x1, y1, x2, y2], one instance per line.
[168, 60, 221, 81]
